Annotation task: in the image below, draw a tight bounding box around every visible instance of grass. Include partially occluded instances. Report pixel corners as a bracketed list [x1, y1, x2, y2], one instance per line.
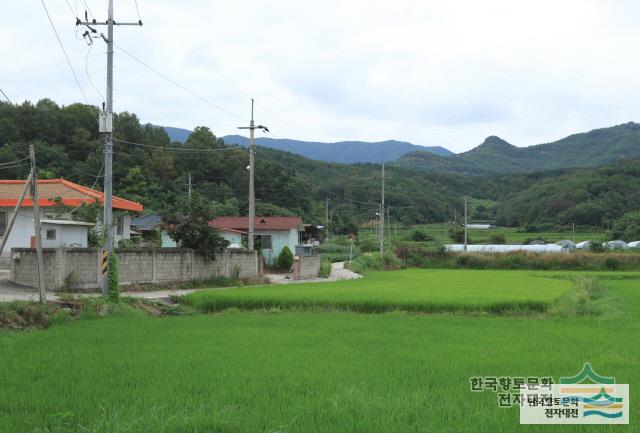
[1, 271, 639, 432]
[0, 274, 639, 432]
[181, 269, 571, 314]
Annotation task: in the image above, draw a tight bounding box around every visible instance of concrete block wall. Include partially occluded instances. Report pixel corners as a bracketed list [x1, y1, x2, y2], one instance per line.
[10, 247, 258, 291]
[292, 255, 321, 280]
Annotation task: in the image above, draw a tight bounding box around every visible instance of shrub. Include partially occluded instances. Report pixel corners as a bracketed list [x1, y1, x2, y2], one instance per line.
[590, 241, 606, 253]
[357, 236, 378, 252]
[319, 257, 332, 278]
[409, 229, 433, 242]
[604, 257, 621, 270]
[277, 246, 294, 270]
[448, 226, 470, 244]
[488, 233, 506, 244]
[62, 271, 79, 292]
[108, 252, 120, 302]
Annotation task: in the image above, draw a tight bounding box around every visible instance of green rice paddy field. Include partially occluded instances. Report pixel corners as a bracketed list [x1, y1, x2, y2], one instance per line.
[1, 269, 639, 433]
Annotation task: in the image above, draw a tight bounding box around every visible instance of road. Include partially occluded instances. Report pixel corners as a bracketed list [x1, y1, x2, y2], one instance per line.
[0, 262, 361, 303]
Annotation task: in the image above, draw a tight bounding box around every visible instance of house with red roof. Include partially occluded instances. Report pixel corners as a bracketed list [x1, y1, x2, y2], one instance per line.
[210, 216, 303, 265]
[0, 178, 143, 262]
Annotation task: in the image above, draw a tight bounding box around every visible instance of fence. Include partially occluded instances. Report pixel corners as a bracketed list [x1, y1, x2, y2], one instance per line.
[10, 247, 258, 291]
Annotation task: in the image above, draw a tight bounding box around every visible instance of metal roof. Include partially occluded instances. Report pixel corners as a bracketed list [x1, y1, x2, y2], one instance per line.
[210, 216, 303, 231]
[0, 179, 143, 212]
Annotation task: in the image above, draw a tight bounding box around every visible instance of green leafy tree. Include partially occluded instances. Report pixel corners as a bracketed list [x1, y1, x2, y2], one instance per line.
[163, 195, 225, 260]
[610, 211, 640, 241]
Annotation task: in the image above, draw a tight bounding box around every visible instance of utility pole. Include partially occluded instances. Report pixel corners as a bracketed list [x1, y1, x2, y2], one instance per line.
[572, 222, 575, 243]
[238, 99, 268, 252]
[0, 170, 33, 257]
[387, 207, 391, 240]
[379, 163, 385, 259]
[188, 173, 192, 205]
[29, 145, 46, 303]
[77, 0, 142, 296]
[464, 195, 468, 252]
[325, 198, 329, 240]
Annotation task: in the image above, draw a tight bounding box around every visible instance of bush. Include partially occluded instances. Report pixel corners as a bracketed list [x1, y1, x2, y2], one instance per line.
[448, 226, 470, 244]
[409, 229, 433, 242]
[604, 257, 621, 270]
[487, 233, 506, 244]
[357, 236, 378, 252]
[320, 257, 332, 278]
[277, 246, 294, 270]
[108, 252, 119, 302]
[62, 271, 79, 292]
[346, 252, 401, 274]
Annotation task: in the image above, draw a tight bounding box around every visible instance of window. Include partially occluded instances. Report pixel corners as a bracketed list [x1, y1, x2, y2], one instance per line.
[255, 234, 272, 250]
[46, 229, 56, 240]
[0, 210, 6, 237]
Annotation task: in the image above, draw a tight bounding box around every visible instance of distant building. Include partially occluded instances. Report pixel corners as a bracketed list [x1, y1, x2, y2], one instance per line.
[0, 178, 143, 265]
[210, 216, 303, 265]
[130, 214, 176, 247]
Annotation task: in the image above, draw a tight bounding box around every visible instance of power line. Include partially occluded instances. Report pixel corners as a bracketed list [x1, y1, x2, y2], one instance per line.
[85, 44, 105, 103]
[0, 88, 14, 105]
[113, 42, 244, 121]
[40, 0, 90, 104]
[113, 138, 248, 153]
[67, 162, 105, 215]
[133, 0, 142, 23]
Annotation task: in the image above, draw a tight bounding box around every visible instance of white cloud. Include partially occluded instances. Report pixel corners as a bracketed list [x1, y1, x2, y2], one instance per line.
[1, 0, 640, 152]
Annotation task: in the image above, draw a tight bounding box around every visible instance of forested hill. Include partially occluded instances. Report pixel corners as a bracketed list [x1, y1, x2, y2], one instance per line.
[0, 99, 467, 229]
[1, 99, 639, 232]
[396, 122, 640, 175]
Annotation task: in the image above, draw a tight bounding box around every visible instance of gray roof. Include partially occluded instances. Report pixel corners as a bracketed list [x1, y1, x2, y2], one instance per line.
[131, 214, 162, 231]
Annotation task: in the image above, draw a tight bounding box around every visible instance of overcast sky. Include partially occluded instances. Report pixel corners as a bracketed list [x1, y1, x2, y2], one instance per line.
[2, 1, 640, 152]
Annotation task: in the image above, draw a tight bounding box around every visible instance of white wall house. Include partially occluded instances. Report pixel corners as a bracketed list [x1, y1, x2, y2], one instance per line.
[211, 216, 303, 266]
[41, 219, 93, 248]
[0, 178, 143, 266]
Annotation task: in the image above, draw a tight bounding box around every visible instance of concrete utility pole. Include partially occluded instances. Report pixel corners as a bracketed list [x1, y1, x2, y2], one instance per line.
[29, 145, 46, 303]
[77, 0, 142, 296]
[188, 173, 192, 205]
[238, 99, 268, 252]
[325, 198, 329, 238]
[0, 170, 33, 257]
[464, 195, 468, 252]
[379, 163, 385, 259]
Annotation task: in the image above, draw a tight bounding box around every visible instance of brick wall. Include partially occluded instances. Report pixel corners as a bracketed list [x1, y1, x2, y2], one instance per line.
[10, 248, 258, 291]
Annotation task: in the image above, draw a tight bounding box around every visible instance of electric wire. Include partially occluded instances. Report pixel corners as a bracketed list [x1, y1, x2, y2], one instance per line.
[113, 138, 248, 153]
[113, 42, 244, 121]
[41, 0, 90, 104]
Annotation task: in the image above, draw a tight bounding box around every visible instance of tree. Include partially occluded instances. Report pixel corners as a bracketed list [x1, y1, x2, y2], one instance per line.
[610, 211, 640, 241]
[277, 246, 294, 270]
[163, 195, 225, 260]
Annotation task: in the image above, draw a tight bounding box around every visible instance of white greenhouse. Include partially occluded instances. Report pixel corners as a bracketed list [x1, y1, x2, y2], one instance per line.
[555, 240, 576, 250]
[444, 244, 568, 254]
[605, 240, 629, 251]
[627, 241, 640, 249]
[575, 240, 592, 250]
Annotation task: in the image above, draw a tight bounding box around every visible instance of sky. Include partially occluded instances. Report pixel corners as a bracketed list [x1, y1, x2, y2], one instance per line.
[2, 0, 640, 153]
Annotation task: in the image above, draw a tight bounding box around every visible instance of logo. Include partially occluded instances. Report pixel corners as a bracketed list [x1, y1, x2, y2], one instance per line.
[520, 363, 629, 425]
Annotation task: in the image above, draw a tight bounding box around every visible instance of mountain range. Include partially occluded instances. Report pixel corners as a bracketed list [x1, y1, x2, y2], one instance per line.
[162, 122, 640, 174]
[397, 122, 640, 174]
[160, 126, 452, 163]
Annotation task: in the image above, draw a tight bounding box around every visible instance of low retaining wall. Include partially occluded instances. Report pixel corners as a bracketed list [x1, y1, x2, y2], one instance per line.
[292, 255, 321, 280]
[10, 247, 258, 291]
